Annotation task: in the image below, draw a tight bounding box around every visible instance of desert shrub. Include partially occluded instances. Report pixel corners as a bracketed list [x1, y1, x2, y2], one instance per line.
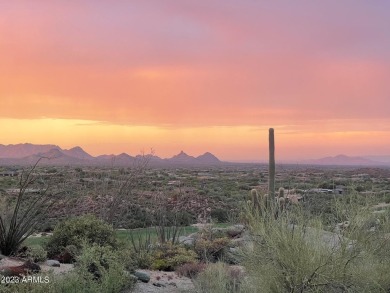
[106, 240, 137, 273]
[129, 247, 153, 269]
[46, 214, 117, 258]
[151, 243, 197, 271]
[174, 210, 195, 226]
[16, 244, 47, 262]
[75, 244, 127, 281]
[53, 244, 79, 263]
[242, 198, 390, 293]
[176, 262, 207, 278]
[26, 245, 47, 262]
[198, 225, 227, 240]
[0, 245, 135, 293]
[211, 208, 230, 223]
[194, 237, 230, 262]
[194, 262, 249, 293]
[127, 229, 154, 269]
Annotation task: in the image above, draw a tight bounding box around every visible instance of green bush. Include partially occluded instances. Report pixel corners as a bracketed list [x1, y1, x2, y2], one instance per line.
[1, 244, 135, 293]
[151, 243, 197, 271]
[211, 208, 230, 223]
[194, 262, 249, 293]
[47, 243, 134, 293]
[242, 198, 390, 292]
[26, 245, 47, 262]
[46, 214, 117, 258]
[194, 237, 230, 262]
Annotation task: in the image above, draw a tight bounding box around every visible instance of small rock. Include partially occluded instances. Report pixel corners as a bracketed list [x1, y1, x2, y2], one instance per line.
[133, 270, 151, 283]
[0, 254, 5, 260]
[234, 224, 245, 231]
[153, 282, 165, 287]
[178, 236, 195, 246]
[46, 260, 61, 267]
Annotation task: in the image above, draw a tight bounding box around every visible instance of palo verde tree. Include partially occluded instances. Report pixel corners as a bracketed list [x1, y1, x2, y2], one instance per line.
[0, 158, 64, 255]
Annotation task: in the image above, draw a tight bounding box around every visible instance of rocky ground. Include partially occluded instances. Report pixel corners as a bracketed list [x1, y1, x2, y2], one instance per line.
[129, 270, 195, 293]
[0, 224, 249, 292]
[0, 255, 194, 293]
[0, 256, 74, 276]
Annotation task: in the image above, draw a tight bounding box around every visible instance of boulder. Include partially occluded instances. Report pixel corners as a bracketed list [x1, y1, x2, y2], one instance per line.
[133, 270, 151, 283]
[0, 260, 40, 277]
[233, 224, 245, 231]
[46, 260, 61, 267]
[178, 236, 195, 246]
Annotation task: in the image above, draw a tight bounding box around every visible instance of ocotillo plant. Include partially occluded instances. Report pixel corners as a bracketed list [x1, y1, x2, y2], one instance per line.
[268, 128, 275, 203]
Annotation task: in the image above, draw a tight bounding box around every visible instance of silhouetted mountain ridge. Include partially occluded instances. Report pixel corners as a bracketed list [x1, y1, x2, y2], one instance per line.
[0, 144, 221, 166]
[304, 154, 386, 166]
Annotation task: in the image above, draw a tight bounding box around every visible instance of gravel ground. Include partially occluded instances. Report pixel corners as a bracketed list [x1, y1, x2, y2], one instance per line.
[129, 270, 195, 293]
[1, 258, 195, 292]
[0, 257, 74, 275]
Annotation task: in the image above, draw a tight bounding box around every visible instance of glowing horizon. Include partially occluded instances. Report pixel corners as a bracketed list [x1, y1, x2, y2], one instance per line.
[1, 1, 390, 162]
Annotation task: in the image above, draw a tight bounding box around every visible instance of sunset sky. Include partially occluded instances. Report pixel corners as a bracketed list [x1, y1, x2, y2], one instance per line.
[1, 1, 390, 161]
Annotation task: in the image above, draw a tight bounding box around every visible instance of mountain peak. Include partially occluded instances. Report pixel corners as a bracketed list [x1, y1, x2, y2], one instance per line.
[69, 146, 83, 151]
[0, 143, 223, 166]
[170, 151, 195, 163]
[63, 146, 94, 160]
[43, 148, 65, 158]
[196, 152, 221, 164]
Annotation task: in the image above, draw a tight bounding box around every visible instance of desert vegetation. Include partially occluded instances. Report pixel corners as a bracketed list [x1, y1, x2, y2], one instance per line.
[1, 132, 390, 292]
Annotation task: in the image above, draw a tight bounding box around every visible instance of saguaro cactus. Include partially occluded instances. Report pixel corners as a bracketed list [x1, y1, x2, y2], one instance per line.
[268, 128, 275, 202]
[278, 187, 284, 198]
[250, 189, 260, 209]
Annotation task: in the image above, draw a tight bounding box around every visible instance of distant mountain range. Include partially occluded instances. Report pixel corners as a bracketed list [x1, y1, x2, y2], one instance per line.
[1, 144, 389, 167]
[0, 143, 221, 166]
[303, 154, 389, 166]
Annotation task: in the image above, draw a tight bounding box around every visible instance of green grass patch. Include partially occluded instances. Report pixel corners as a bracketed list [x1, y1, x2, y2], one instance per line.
[117, 226, 198, 243]
[23, 235, 50, 247]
